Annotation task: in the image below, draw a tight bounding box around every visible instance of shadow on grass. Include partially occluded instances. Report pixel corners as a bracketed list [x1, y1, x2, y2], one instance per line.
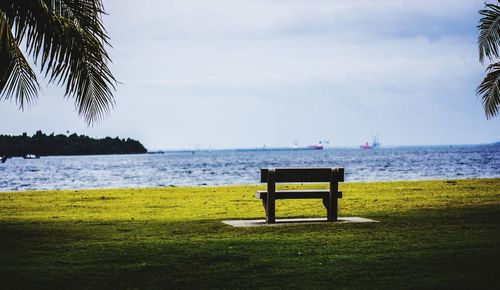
[1, 206, 499, 289]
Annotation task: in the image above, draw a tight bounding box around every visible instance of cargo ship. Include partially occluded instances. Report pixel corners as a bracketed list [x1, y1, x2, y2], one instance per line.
[306, 144, 324, 150]
[298, 140, 326, 150]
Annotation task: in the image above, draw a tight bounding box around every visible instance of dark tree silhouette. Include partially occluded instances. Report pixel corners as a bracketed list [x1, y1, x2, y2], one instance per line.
[0, 131, 147, 157]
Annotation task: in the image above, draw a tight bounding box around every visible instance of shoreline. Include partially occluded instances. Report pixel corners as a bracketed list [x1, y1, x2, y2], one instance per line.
[1, 176, 499, 193]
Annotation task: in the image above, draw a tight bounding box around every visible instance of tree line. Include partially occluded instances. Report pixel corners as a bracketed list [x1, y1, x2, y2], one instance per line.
[0, 131, 147, 157]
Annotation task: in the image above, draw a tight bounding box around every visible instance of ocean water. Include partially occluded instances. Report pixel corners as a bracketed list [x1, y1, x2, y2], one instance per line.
[1, 145, 499, 191]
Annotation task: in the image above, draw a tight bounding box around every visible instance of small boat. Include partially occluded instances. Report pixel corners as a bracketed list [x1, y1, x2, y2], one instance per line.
[372, 135, 381, 149]
[23, 154, 40, 159]
[147, 151, 165, 154]
[360, 142, 372, 150]
[1, 155, 6, 163]
[360, 135, 381, 150]
[306, 144, 324, 150]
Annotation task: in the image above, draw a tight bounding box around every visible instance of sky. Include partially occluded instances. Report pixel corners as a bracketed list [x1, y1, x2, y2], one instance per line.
[1, 0, 500, 150]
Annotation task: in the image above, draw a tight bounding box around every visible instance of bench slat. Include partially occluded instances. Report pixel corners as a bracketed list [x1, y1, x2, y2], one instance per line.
[260, 168, 344, 182]
[256, 190, 342, 199]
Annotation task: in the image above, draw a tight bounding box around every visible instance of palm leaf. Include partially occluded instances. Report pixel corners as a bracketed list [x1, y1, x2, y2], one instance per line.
[0, 12, 39, 108]
[477, 62, 500, 119]
[0, 0, 116, 125]
[478, 3, 500, 63]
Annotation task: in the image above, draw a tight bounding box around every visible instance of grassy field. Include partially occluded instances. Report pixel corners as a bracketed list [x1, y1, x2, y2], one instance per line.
[1, 178, 499, 289]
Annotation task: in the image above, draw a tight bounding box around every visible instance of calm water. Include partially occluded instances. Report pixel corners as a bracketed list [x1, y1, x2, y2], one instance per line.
[1, 145, 499, 191]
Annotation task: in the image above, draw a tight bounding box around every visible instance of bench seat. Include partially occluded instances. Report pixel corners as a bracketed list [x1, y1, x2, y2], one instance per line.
[256, 190, 342, 199]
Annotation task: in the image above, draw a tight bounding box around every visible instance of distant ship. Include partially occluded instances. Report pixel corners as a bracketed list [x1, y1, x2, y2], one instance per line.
[1, 155, 6, 163]
[306, 144, 324, 150]
[246, 140, 328, 151]
[360, 136, 381, 150]
[23, 154, 40, 159]
[360, 142, 372, 150]
[300, 140, 326, 150]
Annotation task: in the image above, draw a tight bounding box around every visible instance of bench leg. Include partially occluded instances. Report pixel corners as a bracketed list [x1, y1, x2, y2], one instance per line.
[266, 170, 276, 223]
[324, 195, 339, 222]
[327, 195, 338, 222]
[261, 198, 274, 223]
[328, 177, 339, 222]
[266, 196, 275, 223]
[262, 198, 276, 223]
[328, 169, 339, 221]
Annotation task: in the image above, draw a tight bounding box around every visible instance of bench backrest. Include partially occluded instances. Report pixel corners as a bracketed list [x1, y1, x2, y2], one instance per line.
[260, 168, 344, 183]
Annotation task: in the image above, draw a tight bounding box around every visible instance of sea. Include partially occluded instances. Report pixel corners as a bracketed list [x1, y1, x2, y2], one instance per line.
[1, 145, 499, 192]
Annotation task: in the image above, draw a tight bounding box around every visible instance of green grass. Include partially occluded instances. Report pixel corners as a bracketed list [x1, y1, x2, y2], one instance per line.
[1, 179, 499, 289]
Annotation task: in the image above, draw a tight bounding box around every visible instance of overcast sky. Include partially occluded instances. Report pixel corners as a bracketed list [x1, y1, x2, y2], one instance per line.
[1, 0, 499, 150]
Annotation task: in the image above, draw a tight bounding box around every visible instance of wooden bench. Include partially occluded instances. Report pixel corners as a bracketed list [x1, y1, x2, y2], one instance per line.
[256, 168, 344, 223]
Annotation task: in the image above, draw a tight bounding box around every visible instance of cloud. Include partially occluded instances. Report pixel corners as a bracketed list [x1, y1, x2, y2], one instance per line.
[1, 0, 498, 149]
[101, 0, 500, 147]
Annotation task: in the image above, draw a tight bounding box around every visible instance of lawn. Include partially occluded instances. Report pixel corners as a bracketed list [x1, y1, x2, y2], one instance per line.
[1, 179, 499, 289]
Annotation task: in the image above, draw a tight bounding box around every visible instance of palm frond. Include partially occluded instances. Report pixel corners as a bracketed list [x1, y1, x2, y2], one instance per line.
[478, 3, 500, 63]
[0, 12, 39, 108]
[477, 62, 500, 119]
[0, 0, 116, 125]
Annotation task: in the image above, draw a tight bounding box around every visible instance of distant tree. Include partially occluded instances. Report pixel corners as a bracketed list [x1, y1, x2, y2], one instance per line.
[0, 131, 147, 156]
[0, 0, 116, 125]
[478, 1, 500, 119]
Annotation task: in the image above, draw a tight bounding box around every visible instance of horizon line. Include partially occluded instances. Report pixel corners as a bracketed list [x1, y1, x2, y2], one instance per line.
[147, 142, 499, 152]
